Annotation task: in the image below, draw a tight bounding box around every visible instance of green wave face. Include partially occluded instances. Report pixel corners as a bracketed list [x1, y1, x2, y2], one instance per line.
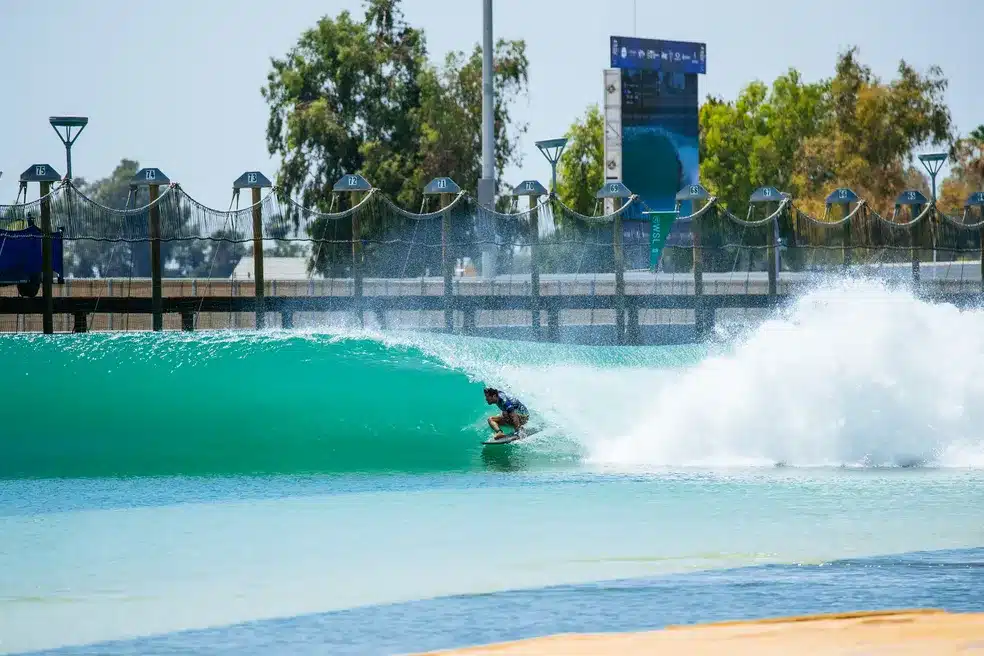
[0, 330, 707, 478]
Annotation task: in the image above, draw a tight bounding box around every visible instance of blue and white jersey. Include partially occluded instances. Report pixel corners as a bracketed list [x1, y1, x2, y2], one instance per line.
[496, 392, 528, 415]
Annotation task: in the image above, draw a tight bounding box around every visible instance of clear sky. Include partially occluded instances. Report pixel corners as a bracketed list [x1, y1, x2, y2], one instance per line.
[1, 0, 980, 208]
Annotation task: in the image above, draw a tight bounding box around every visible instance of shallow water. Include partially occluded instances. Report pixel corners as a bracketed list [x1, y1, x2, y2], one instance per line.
[3, 469, 983, 653]
[26, 547, 984, 655]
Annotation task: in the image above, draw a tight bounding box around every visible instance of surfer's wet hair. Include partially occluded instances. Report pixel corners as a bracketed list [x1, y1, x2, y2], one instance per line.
[483, 387, 498, 395]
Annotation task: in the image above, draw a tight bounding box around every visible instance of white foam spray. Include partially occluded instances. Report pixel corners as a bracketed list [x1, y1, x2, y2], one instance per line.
[590, 278, 984, 468]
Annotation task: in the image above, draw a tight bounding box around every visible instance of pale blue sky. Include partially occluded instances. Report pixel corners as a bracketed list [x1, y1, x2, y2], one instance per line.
[1, 0, 979, 208]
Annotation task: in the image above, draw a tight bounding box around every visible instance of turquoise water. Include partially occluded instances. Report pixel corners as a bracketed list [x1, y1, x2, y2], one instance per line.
[3, 280, 984, 654]
[0, 328, 710, 478]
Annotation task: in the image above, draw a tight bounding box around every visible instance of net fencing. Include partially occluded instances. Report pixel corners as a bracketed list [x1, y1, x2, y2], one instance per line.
[1, 181, 982, 337]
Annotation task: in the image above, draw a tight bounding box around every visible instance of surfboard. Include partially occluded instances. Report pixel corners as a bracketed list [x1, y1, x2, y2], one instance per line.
[482, 428, 540, 446]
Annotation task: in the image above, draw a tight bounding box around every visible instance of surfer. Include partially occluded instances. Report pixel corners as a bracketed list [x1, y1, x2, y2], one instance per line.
[484, 387, 529, 440]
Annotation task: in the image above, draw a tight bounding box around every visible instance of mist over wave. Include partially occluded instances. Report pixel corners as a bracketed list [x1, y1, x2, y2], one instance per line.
[589, 278, 984, 468]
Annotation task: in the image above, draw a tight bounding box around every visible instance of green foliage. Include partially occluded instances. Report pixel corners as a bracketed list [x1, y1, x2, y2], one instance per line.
[796, 47, 953, 212]
[940, 125, 984, 210]
[263, 0, 529, 276]
[556, 105, 604, 215]
[263, 0, 527, 208]
[949, 125, 984, 187]
[76, 158, 140, 210]
[700, 47, 954, 215]
[412, 39, 529, 207]
[262, 0, 427, 214]
[699, 71, 830, 212]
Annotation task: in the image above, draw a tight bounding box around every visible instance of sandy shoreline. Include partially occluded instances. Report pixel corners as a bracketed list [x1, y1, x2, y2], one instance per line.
[418, 609, 984, 655]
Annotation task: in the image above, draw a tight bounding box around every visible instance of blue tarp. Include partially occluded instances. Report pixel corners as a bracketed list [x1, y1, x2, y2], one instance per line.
[0, 225, 64, 284]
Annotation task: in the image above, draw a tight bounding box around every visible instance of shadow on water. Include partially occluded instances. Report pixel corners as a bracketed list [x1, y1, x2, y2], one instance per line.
[479, 445, 529, 472]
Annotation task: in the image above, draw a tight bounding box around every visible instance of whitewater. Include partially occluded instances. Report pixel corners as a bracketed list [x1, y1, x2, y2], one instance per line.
[3, 278, 984, 477]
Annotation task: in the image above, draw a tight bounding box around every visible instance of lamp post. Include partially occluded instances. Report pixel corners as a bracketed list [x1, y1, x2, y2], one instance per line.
[49, 116, 88, 181]
[478, 0, 495, 208]
[918, 152, 947, 203]
[918, 152, 947, 264]
[477, 0, 497, 278]
[535, 138, 569, 195]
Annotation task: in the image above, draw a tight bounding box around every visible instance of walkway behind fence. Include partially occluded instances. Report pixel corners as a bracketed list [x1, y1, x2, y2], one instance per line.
[1, 168, 983, 342]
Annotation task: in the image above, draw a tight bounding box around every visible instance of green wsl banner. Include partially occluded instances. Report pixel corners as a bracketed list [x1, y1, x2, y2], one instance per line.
[646, 211, 677, 270]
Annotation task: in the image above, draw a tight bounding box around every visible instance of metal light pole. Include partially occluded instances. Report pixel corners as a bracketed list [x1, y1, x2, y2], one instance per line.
[477, 0, 497, 278]
[535, 138, 569, 194]
[49, 116, 88, 181]
[918, 152, 947, 204]
[479, 0, 495, 208]
[918, 152, 947, 263]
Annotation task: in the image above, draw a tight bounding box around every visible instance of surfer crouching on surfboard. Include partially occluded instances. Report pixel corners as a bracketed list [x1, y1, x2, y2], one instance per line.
[484, 387, 529, 440]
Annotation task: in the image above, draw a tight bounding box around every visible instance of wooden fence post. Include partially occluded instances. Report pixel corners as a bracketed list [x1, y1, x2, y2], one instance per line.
[675, 184, 711, 339]
[594, 181, 632, 345]
[825, 189, 860, 270]
[19, 164, 62, 334]
[750, 186, 783, 309]
[149, 187, 161, 329]
[333, 174, 372, 327]
[40, 182, 54, 334]
[234, 171, 273, 329]
[964, 192, 984, 293]
[423, 177, 462, 333]
[513, 180, 547, 339]
[896, 190, 929, 286]
[132, 168, 170, 331]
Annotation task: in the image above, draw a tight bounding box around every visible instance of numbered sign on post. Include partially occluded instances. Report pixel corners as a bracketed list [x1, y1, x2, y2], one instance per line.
[19, 164, 61, 183]
[233, 171, 272, 189]
[424, 177, 462, 195]
[750, 186, 783, 203]
[675, 183, 710, 201]
[595, 180, 632, 199]
[131, 168, 171, 187]
[824, 188, 859, 206]
[895, 189, 928, 207]
[512, 180, 547, 197]
[332, 173, 371, 192]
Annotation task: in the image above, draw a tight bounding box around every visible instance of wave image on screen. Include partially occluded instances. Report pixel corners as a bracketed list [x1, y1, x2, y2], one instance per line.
[620, 70, 699, 270]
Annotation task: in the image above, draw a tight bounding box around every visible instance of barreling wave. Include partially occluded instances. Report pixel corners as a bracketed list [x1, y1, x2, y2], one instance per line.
[0, 329, 705, 478]
[4, 278, 984, 478]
